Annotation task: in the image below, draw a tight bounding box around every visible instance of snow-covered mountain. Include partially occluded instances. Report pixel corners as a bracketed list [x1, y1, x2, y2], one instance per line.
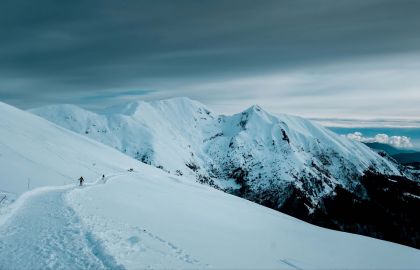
[30, 97, 401, 189]
[31, 98, 420, 248]
[2, 101, 420, 268]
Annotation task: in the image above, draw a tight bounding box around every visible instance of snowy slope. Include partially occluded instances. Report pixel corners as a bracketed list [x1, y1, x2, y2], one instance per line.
[2, 174, 420, 269]
[0, 101, 142, 196]
[1, 101, 420, 269]
[30, 98, 216, 181]
[66, 172, 420, 269]
[31, 98, 404, 203]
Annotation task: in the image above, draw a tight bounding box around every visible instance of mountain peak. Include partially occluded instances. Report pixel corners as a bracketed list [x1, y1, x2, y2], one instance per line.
[99, 97, 212, 117]
[149, 97, 211, 111]
[157, 96, 199, 104]
[97, 100, 144, 116]
[244, 104, 265, 114]
[239, 104, 276, 126]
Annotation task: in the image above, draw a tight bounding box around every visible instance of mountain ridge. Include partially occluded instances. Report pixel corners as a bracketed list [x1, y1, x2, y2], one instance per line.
[30, 97, 403, 185]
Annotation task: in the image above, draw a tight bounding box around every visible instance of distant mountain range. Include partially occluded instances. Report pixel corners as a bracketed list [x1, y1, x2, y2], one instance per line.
[364, 142, 420, 168]
[31, 98, 420, 248]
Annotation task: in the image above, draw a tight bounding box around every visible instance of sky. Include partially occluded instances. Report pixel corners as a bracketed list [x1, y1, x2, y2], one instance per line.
[1, 0, 420, 122]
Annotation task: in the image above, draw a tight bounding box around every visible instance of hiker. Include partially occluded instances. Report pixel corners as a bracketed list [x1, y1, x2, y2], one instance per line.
[102, 174, 105, 181]
[79, 176, 84, 186]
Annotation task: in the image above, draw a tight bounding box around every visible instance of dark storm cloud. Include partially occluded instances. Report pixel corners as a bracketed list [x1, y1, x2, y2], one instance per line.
[1, 0, 420, 111]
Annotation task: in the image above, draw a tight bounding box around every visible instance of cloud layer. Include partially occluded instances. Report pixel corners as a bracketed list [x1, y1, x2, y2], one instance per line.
[345, 132, 413, 148]
[1, 0, 420, 120]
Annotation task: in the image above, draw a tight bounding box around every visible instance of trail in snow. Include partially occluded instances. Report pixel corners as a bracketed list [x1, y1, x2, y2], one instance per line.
[68, 173, 209, 269]
[0, 177, 124, 270]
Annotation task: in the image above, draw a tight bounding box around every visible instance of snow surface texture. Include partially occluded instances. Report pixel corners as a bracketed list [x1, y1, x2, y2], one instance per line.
[66, 172, 420, 269]
[0, 102, 142, 196]
[1, 101, 420, 269]
[0, 184, 124, 269]
[31, 98, 405, 207]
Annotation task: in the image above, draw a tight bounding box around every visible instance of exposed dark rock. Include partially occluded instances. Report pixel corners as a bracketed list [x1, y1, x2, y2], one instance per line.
[233, 170, 420, 249]
[185, 162, 200, 172]
[281, 129, 290, 144]
[239, 112, 248, 129]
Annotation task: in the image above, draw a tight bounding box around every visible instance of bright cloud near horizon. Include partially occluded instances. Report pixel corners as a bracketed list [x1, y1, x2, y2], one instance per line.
[345, 132, 413, 148]
[1, 0, 420, 120]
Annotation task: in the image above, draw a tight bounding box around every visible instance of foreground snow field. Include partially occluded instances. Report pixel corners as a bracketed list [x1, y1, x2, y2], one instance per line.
[67, 172, 420, 269]
[1, 172, 420, 269]
[1, 101, 420, 269]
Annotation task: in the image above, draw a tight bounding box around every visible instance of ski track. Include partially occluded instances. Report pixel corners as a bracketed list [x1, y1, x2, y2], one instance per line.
[70, 173, 207, 269]
[0, 173, 205, 269]
[0, 176, 125, 270]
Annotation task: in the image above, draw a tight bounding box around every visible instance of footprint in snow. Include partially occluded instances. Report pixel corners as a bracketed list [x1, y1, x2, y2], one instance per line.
[130, 226, 203, 265]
